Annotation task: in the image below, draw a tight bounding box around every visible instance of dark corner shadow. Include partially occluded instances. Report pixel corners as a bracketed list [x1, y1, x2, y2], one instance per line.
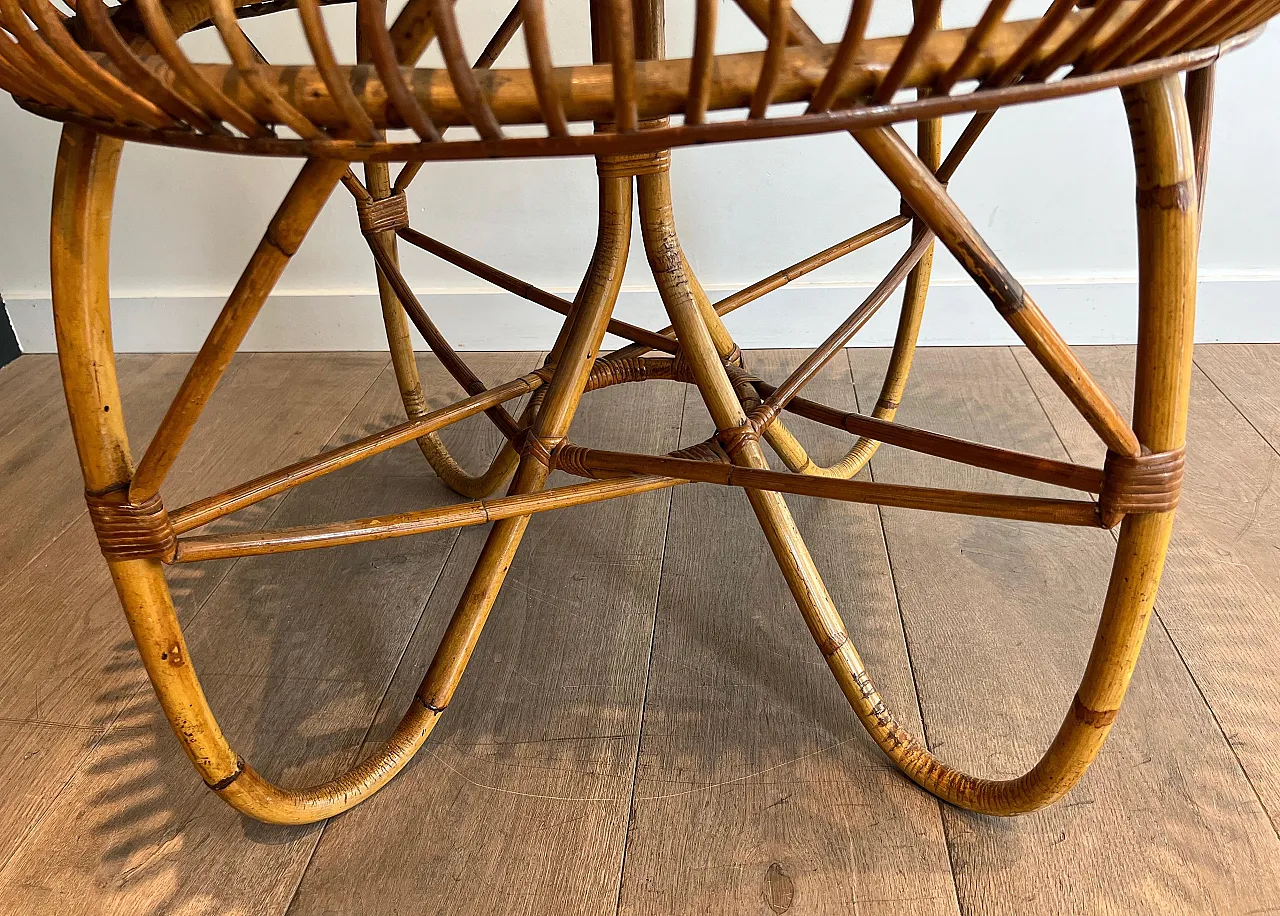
[0, 295, 21, 371]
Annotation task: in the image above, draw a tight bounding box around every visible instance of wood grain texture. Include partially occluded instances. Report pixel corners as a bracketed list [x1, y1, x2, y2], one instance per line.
[0, 353, 389, 911]
[0, 356, 63, 440]
[0, 355, 187, 590]
[618, 351, 958, 916]
[0, 354, 558, 913]
[0, 355, 204, 865]
[857, 345, 1280, 913]
[2, 348, 1280, 912]
[285, 367, 684, 915]
[1195, 344, 1280, 450]
[0, 354, 388, 729]
[7, 0, 1265, 162]
[1022, 343, 1280, 839]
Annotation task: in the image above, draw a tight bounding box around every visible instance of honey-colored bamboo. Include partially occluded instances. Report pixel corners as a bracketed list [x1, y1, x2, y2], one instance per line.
[174, 474, 680, 562]
[855, 125, 1143, 458]
[23, 0, 1256, 833]
[363, 7, 530, 499]
[168, 372, 546, 534]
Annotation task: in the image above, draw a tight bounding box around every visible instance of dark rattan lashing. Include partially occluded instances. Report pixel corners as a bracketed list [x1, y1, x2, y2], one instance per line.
[6, 0, 1271, 825]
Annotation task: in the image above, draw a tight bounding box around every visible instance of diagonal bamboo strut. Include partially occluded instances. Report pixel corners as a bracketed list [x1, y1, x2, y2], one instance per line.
[855, 125, 1142, 458]
[394, 225, 676, 352]
[168, 371, 546, 534]
[710, 215, 910, 318]
[363, 1, 540, 501]
[758, 226, 934, 420]
[173, 474, 680, 561]
[170, 438, 1106, 562]
[410, 169, 633, 722]
[364, 229, 523, 440]
[167, 342, 1104, 541]
[554, 444, 1104, 525]
[745, 381, 1104, 493]
[130, 158, 349, 503]
[130, 0, 453, 504]
[609, 214, 910, 363]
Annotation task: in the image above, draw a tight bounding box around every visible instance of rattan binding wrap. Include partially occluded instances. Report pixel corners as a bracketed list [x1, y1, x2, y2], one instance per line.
[86, 490, 177, 561]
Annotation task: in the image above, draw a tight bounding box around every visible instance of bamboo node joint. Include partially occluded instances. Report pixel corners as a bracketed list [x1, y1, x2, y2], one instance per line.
[1136, 180, 1193, 212]
[205, 758, 245, 792]
[1071, 693, 1119, 728]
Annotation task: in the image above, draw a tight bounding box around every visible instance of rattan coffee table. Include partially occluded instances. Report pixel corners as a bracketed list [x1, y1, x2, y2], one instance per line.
[2, 0, 1270, 825]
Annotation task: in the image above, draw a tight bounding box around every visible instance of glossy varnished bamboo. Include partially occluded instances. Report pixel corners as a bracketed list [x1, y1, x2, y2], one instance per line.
[51, 127, 436, 824]
[4, 0, 1265, 161]
[857, 344, 1280, 911]
[7, 349, 1280, 910]
[1019, 343, 1280, 867]
[17, 0, 1266, 854]
[0, 356, 519, 912]
[617, 351, 958, 915]
[284, 365, 685, 916]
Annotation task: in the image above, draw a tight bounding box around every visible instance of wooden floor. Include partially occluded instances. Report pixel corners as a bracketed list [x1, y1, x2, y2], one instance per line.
[0, 346, 1277, 915]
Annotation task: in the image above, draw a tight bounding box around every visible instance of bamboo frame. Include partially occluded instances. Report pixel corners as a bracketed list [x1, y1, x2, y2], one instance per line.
[1, 0, 1264, 160]
[31, 0, 1236, 830]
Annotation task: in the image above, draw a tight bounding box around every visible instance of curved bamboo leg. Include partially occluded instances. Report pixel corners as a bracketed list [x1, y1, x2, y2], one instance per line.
[640, 128, 942, 481]
[656, 73, 1196, 815]
[54, 124, 629, 824]
[368, 160, 523, 499]
[835, 114, 943, 477]
[53, 129, 440, 824]
[414, 169, 631, 712]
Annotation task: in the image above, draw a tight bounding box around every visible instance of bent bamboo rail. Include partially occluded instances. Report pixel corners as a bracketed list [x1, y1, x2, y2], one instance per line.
[1, 0, 1269, 160]
[28, 0, 1263, 829]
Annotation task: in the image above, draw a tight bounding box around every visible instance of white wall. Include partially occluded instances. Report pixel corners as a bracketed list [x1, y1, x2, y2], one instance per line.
[1, 6, 1278, 353]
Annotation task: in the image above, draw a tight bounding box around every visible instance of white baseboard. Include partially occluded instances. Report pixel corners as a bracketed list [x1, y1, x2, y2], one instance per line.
[7, 274, 1278, 353]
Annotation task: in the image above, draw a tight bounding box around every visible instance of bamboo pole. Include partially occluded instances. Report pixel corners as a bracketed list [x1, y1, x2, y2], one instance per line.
[174, 475, 680, 561]
[553, 444, 1103, 526]
[855, 125, 1143, 458]
[169, 372, 545, 533]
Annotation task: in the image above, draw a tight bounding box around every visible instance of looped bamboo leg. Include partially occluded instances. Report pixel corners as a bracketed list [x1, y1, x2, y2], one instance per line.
[52, 122, 630, 825]
[368, 158, 525, 499]
[653, 72, 1196, 815]
[631, 125, 944, 482]
[364, 8, 534, 500]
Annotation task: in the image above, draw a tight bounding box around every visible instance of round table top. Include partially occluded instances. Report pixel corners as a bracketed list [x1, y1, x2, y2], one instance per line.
[0, 0, 1270, 160]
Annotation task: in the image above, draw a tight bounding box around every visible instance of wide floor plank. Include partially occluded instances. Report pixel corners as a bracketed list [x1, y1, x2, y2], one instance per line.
[0, 353, 397, 912]
[855, 345, 1280, 913]
[1018, 344, 1280, 840]
[1195, 344, 1280, 450]
[0, 355, 64, 441]
[287, 364, 683, 916]
[0, 355, 189, 589]
[2, 346, 1278, 914]
[0, 354, 193, 865]
[618, 351, 958, 916]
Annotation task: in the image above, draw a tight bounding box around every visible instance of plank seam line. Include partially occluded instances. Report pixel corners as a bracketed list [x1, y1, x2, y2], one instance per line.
[850, 347, 965, 916]
[611, 375, 687, 916]
[1162, 357, 1280, 840]
[1020, 347, 1279, 844]
[1194, 354, 1280, 463]
[279, 353, 502, 916]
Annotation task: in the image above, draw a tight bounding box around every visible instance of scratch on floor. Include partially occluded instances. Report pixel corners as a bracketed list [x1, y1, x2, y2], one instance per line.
[430, 750, 620, 803]
[636, 736, 858, 801]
